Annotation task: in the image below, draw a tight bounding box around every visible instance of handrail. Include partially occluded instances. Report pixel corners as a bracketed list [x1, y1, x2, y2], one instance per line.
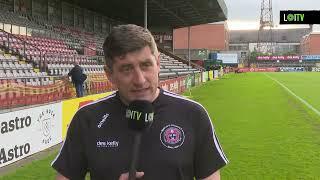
[0, 75, 64, 80]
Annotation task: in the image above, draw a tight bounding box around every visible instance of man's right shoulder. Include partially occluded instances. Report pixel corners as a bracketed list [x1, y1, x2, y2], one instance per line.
[76, 92, 118, 113]
[68, 92, 118, 128]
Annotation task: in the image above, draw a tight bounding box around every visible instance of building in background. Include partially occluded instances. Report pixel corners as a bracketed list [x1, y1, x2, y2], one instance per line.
[229, 28, 311, 66]
[230, 28, 311, 54]
[173, 22, 311, 67]
[173, 22, 229, 61]
[300, 32, 320, 55]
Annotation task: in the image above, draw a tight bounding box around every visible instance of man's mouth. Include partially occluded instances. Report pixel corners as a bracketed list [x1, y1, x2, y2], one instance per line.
[132, 88, 149, 93]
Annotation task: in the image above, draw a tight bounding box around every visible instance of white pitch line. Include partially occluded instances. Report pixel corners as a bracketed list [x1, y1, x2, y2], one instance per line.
[264, 73, 320, 117]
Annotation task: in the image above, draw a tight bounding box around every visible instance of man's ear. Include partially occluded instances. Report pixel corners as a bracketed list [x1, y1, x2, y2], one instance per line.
[104, 65, 114, 83]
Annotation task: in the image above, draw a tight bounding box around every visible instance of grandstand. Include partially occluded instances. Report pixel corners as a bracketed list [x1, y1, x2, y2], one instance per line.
[0, 0, 225, 111]
[0, 1, 228, 174]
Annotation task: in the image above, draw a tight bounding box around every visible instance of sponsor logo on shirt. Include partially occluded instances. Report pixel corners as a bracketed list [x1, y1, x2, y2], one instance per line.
[160, 124, 185, 149]
[96, 140, 119, 148]
[98, 113, 109, 128]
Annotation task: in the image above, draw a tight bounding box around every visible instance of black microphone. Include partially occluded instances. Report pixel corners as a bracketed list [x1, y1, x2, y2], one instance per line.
[126, 100, 154, 180]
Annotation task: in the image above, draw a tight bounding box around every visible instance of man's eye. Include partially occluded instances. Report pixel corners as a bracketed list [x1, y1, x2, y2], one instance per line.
[121, 66, 132, 72]
[142, 62, 152, 67]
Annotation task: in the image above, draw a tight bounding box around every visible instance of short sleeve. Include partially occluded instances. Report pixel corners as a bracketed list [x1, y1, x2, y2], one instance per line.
[194, 106, 229, 179]
[51, 111, 88, 179]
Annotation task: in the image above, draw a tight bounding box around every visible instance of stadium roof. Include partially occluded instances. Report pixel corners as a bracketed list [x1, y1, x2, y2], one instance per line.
[229, 28, 312, 43]
[67, 0, 228, 28]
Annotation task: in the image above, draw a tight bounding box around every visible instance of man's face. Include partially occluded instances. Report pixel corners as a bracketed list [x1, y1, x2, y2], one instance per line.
[108, 46, 160, 105]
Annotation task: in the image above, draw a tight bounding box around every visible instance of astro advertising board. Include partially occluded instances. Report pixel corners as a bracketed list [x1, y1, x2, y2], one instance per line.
[0, 103, 62, 168]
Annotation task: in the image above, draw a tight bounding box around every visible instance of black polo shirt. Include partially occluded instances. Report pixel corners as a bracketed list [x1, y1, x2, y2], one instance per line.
[51, 89, 228, 180]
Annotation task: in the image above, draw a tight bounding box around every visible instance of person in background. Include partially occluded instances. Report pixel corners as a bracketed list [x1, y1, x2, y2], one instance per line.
[68, 61, 84, 97]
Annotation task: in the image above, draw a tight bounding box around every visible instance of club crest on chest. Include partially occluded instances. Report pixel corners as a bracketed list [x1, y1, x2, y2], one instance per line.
[160, 124, 185, 149]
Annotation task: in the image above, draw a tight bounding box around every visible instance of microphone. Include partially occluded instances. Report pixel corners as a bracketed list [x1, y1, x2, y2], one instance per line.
[126, 100, 154, 180]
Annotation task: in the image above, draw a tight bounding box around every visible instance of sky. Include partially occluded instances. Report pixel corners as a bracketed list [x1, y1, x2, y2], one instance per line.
[224, 0, 320, 31]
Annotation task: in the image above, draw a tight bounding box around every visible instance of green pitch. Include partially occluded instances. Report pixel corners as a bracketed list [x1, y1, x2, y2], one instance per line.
[0, 152, 58, 180]
[1, 72, 320, 179]
[188, 72, 320, 179]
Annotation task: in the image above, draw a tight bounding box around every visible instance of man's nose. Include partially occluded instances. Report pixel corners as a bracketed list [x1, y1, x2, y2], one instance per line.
[132, 68, 146, 85]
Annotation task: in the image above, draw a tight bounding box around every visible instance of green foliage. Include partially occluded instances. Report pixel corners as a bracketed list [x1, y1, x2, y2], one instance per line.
[281, 51, 298, 56]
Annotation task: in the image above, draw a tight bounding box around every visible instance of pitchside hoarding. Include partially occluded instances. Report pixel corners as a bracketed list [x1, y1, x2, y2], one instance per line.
[61, 92, 114, 139]
[237, 68, 279, 72]
[0, 75, 208, 168]
[169, 79, 179, 93]
[312, 67, 320, 72]
[208, 70, 214, 80]
[256, 55, 300, 61]
[179, 76, 186, 92]
[185, 75, 193, 89]
[301, 55, 320, 61]
[195, 73, 201, 86]
[0, 103, 62, 168]
[258, 55, 320, 61]
[160, 76, 187, 94]
[279, 67, 304, 72]
[202, 71, 208, 83]
[214, 70, 219, 79]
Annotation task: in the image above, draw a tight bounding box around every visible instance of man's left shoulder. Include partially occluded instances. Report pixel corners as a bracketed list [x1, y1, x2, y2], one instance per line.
[162, 90, 205, 111]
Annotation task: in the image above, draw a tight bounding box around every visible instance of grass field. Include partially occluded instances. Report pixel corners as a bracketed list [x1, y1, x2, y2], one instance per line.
[0, 152, 58, 180]
[1, 72, 320, 179]
[189, 72, 320, 179]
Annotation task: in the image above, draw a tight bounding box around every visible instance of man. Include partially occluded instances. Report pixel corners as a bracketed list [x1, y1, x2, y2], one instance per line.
[52, 24, 228, 180]
[68, 61, 85, 97]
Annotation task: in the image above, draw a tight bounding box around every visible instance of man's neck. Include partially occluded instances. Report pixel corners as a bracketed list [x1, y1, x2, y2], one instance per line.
[119, 88, 160, 106]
